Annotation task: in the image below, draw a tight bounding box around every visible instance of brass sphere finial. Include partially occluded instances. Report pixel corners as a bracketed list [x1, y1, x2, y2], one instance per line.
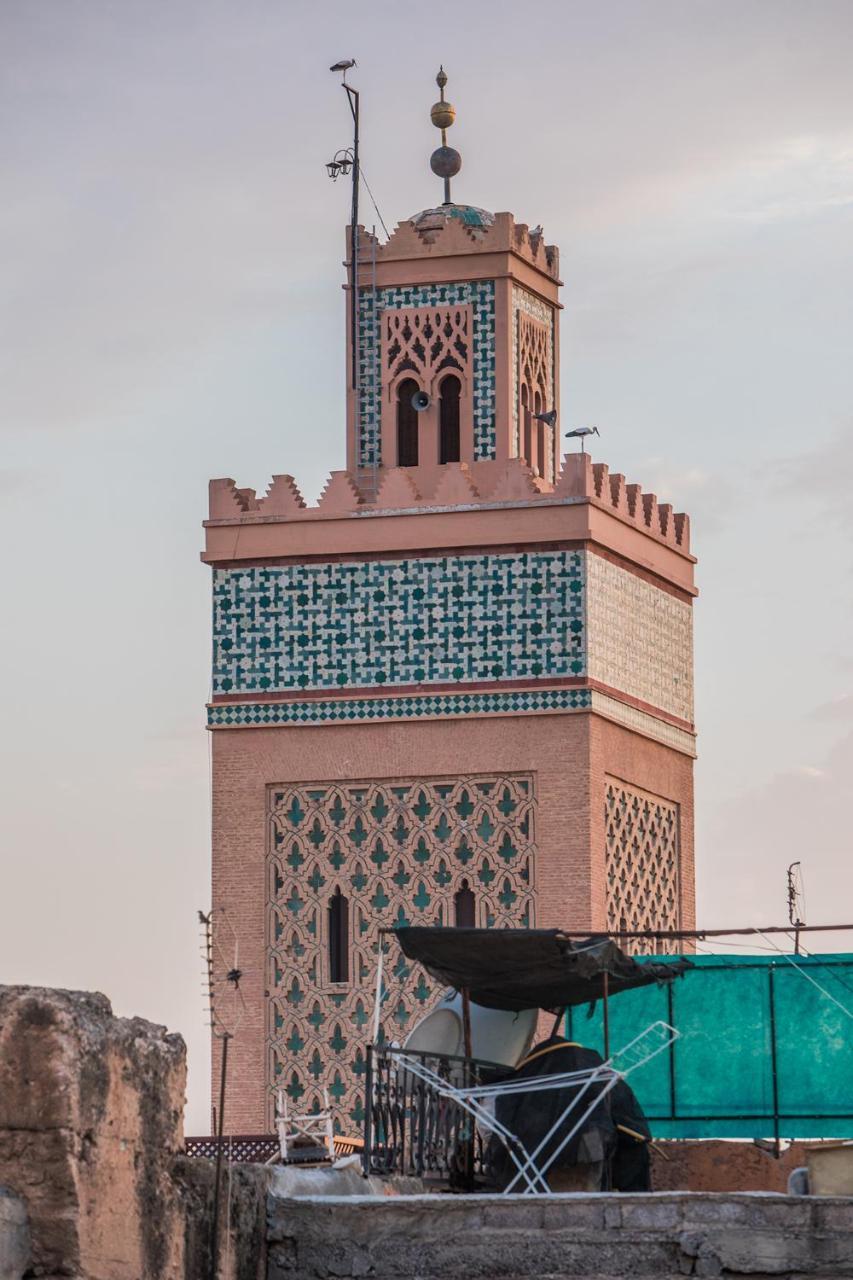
[430, 64, 460, 205]
[431, 100, 456, 130]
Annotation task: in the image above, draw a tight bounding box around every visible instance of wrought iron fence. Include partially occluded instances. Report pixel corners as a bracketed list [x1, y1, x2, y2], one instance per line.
[363, 1044, 509, 1188]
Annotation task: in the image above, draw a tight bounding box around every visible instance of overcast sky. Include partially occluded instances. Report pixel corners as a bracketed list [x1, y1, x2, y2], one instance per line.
[1, 0, 852, 1132]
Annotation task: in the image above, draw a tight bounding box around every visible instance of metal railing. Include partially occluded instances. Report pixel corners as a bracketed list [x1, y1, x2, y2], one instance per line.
[363, 1044, 509, 1187]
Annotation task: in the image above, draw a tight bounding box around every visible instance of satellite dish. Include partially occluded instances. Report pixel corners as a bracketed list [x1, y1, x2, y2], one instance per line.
[411, 389, 431, 412]
[402, 990, 538, 1067]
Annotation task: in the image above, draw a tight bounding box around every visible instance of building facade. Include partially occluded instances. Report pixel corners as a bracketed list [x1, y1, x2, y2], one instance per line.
[203, 98, 697, 1134]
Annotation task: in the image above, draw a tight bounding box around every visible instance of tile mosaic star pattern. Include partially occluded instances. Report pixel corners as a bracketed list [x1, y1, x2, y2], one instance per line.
[212, 550, 586, 696]
[267, 774, 536, 1128]
[358, 280, 496, 467]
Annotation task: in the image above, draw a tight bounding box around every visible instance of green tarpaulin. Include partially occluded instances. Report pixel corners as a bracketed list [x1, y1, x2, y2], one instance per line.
[564, 952, 853, 1140]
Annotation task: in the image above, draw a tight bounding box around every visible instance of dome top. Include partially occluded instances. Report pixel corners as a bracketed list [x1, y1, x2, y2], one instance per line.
[410, 203, 495, 232]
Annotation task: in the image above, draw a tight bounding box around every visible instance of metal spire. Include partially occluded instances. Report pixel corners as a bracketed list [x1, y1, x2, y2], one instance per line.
[429, 66, 461, 205]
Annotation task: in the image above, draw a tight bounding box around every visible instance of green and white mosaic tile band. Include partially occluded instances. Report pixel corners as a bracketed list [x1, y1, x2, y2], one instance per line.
[357, 279, 496, 467]
[212, 550, 585, 696]
[208, 686, 593, 727]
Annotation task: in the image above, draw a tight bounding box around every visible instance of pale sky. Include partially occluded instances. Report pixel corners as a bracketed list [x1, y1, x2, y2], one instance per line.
[1, 0, 852, 1132]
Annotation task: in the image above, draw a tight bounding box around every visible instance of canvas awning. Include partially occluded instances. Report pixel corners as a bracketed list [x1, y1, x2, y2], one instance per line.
[393, 927, 690, 1012]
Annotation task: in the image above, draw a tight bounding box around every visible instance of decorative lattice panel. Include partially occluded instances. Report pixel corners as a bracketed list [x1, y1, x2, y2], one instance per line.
[382, 305, 472, 389]
[604, 778, 680, 953]
[518, 312, 549, 402]
[511, 284, 554, 453]
[267, 774, 536, 1129]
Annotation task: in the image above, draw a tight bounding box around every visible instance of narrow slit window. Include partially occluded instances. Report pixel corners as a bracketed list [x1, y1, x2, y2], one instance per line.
[328, 888, 349, 983]
[521, 383, 532, 465]
[397, 377, 420, 467]
[439, 374, 461, 464]
[454, 880, 476, 928]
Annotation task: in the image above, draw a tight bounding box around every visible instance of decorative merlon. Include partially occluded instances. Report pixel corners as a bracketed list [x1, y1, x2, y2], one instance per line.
[206, 452, 690, 553]
[352, 210, 560, 280]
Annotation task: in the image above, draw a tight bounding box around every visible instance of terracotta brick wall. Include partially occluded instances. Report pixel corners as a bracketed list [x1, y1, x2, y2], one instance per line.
[212, 710, 694, 1134]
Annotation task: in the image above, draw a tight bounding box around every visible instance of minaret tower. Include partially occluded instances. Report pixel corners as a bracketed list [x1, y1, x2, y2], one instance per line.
[203, 71, 697, 1133]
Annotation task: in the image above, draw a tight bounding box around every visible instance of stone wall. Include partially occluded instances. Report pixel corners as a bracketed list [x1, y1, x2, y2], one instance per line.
[0, 985, 268, 1280]
[0, 986, 187, 1279]
[266, 1192, 853, 1279]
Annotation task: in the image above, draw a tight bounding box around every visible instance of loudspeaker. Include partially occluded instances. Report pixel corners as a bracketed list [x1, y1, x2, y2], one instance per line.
[411, 389, 431, 412]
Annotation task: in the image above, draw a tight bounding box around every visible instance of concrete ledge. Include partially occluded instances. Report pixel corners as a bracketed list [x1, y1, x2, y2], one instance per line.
[266, 1191, 853, 1279]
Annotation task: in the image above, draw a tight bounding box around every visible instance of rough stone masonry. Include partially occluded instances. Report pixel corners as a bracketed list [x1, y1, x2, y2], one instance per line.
[0, 985, 188, 1279]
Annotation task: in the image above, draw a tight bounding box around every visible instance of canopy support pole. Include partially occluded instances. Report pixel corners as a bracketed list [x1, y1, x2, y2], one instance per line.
[461, 987, 473, 1060]
[602, 972, 610, 1060]
[372, 942, 385, 1045]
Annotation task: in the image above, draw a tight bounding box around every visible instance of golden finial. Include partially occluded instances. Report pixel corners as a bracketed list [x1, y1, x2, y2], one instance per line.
[429, 66, 461, 205]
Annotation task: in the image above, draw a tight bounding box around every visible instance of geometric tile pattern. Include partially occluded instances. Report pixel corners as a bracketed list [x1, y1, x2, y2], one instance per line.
[586, 553, 694, 723]
[267, 774, 536, 1128]
[358, 280, 496, 466]
[604, 777, 680, 954]
[209, 686, 593, 727]
[212, 550, 585, 695]
[512, 283, 555, 457]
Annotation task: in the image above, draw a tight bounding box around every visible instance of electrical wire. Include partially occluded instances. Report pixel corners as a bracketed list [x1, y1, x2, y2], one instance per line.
[757, 931, 853, 1022]
[359, 165, 390, 239]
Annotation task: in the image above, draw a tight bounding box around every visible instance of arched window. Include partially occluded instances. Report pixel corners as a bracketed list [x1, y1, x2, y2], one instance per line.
[439, 375, 461, 464]
[535, 386, 548, 480]
[328, 888, 349, 983]
[454, 879, 476, 928]
[397, 377, 420, 468]
[532, 389, 543, 476]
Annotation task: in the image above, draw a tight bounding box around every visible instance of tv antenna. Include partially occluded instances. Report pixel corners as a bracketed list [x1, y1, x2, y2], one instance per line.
[786, 862, 806, 955]
[198, 907, 247, 1280]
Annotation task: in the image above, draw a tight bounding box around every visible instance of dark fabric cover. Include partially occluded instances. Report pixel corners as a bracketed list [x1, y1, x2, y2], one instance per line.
[610, 1077, 653, 1192]
[394, 927, 689, 1012]
[488, 1038, 614, 1188]
[487, 1038, 653, 1192]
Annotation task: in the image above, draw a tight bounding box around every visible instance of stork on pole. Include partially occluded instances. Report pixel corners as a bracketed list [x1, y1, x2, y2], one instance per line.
[564, 425, 600, 454]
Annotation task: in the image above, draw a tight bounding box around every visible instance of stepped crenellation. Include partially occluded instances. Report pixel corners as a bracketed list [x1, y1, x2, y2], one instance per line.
[353, 210, 560, 280]
[207, 451, 690, 552]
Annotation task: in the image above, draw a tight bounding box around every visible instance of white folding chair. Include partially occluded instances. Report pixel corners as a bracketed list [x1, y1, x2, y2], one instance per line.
[396, 1020, 678, 1195]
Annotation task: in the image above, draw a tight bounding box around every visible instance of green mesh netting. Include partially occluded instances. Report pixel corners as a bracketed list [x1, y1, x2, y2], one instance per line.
[564, 953, 853, 1139]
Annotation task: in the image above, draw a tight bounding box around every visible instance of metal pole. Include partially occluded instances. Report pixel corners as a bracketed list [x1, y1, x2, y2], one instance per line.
[371, 942, 385, 1044]
[461, 987, 473, 1061]
[461, 987, 474, 1189]
[768, 966, 781, 1157]
[362, 1043, 373, 1177]
[376, 923, 853, 939]
[602, 971, 610, 1060]
[344, 84, 359, 393]
[210, 1032, 229, 1280]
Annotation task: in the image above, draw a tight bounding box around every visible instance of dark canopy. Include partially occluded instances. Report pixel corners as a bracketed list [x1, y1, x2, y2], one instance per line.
[394, 927, 690, 1012]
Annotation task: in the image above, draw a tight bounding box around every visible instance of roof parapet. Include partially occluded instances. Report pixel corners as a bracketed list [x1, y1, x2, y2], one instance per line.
[207, 452, 690, 554]
[351, 211, 560, 281]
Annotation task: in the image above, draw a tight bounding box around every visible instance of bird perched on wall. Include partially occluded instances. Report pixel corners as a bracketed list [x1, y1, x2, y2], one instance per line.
[564, 425, 600, 453]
